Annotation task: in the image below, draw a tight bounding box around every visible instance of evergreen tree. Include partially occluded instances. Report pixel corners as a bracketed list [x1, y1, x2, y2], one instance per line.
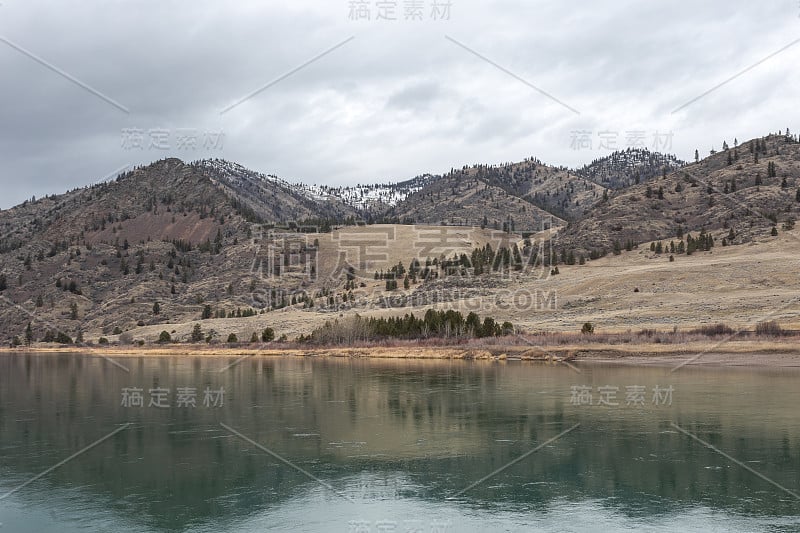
[191, 323, 203, 342]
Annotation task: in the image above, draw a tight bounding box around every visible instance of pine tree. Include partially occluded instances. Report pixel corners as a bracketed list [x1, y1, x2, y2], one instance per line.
[153, 302, 160, 315]
[191, 323, 203, 342]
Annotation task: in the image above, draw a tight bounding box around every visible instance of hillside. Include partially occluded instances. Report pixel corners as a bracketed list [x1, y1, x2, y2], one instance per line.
[1, 132, 799, 346]
[196, 159, 362, 224]
[576, 148, 685, 189]
[557, 133, 800, 258]
[385, 170, 566, 231]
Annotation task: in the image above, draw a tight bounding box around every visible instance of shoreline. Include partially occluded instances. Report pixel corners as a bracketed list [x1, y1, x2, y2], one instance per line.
[3, 340, 800, 367]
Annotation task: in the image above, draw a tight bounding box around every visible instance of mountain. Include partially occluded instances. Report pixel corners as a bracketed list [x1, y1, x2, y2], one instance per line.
[558, 133, 800, 257]
[384, 169, 563, 231]
[576, 148, 685, 189]
[196, 159, 362, 224]
[1, 131, 799, 345]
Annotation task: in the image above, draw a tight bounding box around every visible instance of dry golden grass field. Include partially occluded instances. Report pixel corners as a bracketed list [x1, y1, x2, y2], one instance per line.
[58, 223, 799, 348]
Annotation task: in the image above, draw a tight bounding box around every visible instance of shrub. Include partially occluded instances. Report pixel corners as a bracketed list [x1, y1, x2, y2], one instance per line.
[691, 323, 735, 337]
[113, 326, 123, 335]
[261, 327, 275, 342]
[227, 333, 238, 343]
[158, 331, 172, 344]
[581, 322, 594, 335]
[98, 337, 109, 345]
[755, 321, 784, 337]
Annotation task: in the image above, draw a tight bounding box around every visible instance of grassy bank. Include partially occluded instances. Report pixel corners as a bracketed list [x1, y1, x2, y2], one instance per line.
[3, 330, 800, 367]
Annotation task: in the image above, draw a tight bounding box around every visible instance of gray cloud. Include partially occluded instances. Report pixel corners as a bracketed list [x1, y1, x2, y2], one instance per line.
[0, 0, 798, 207]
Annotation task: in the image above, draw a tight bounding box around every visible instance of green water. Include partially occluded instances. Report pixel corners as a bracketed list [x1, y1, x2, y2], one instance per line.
[1, 353, 799, 532]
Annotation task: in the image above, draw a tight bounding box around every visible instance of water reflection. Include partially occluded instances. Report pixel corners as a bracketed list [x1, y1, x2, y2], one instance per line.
[1, 354, 799, 531]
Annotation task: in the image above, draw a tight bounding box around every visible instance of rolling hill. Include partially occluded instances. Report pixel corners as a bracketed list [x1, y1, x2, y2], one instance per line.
[0, 131, 798, 345]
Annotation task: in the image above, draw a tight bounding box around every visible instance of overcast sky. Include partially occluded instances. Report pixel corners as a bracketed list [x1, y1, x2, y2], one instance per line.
[0, 0, 798, 208]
